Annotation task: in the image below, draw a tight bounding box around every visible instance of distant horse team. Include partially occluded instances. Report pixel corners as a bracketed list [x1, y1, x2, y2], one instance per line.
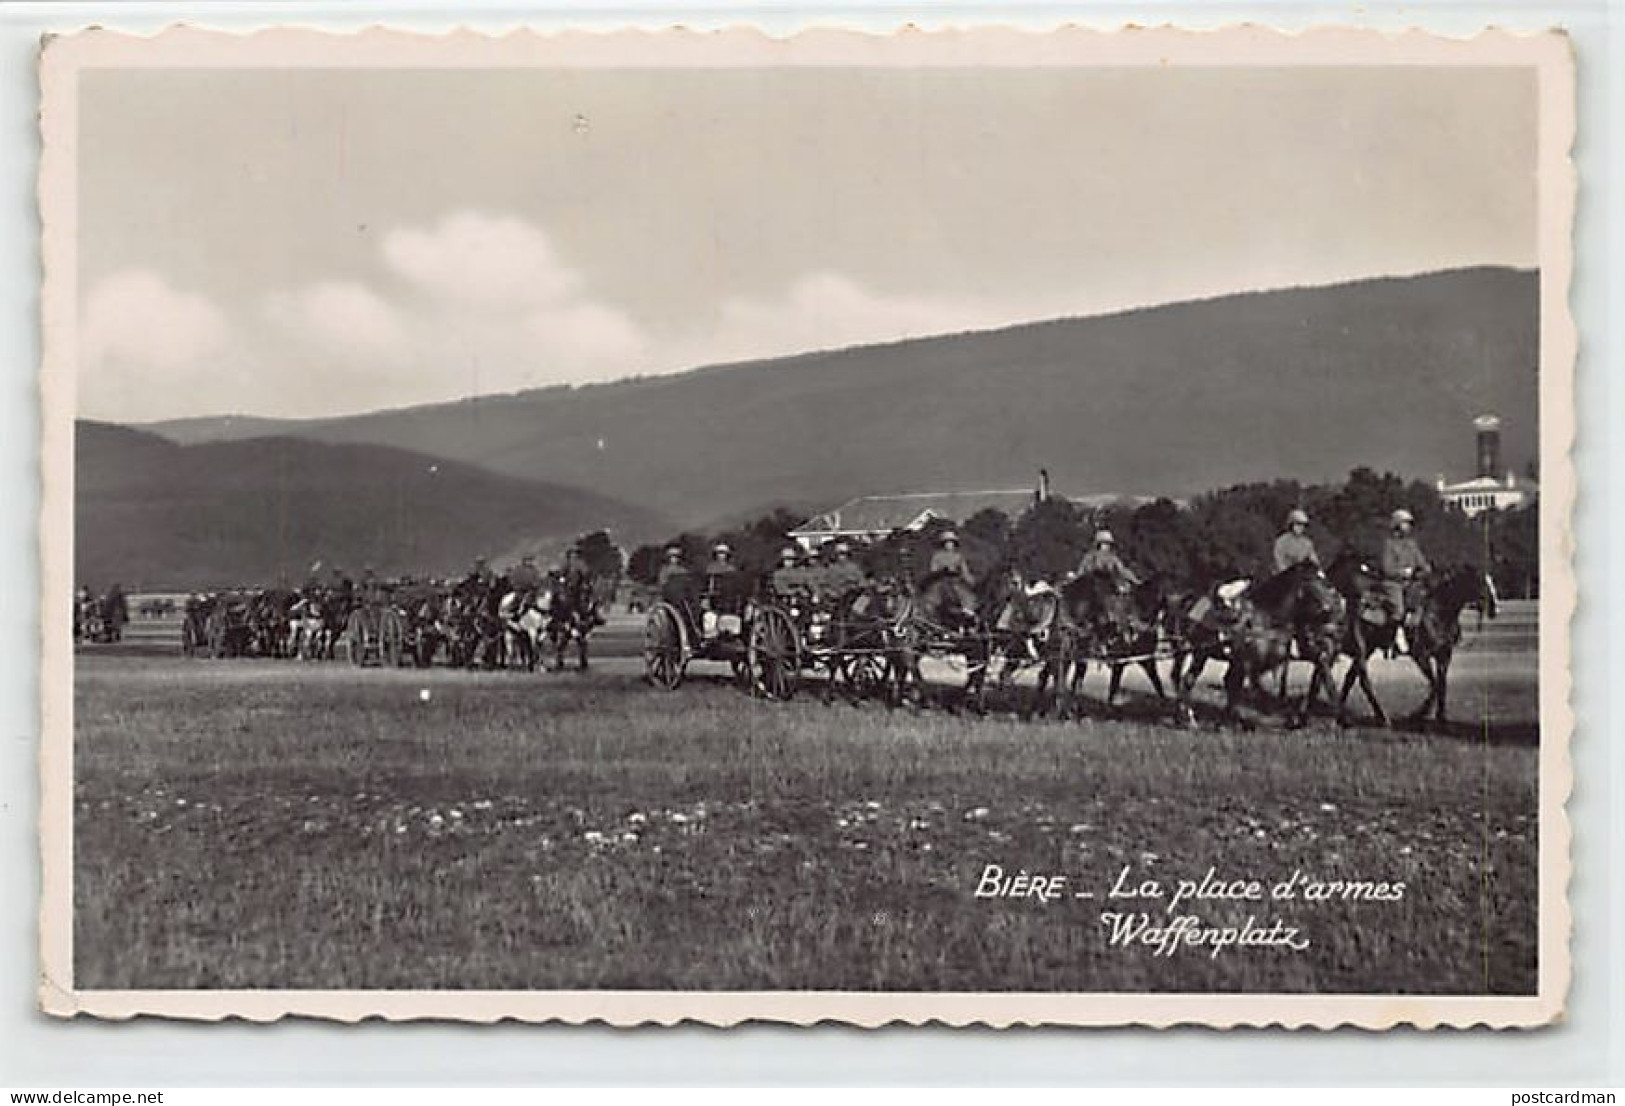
[83, 504, 1504, 727]
[129, 550, 607, 671]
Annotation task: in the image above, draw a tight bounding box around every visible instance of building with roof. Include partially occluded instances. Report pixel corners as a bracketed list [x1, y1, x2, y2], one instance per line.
[787, 473, 1134, 551]
[1435, 415, 1538, 518]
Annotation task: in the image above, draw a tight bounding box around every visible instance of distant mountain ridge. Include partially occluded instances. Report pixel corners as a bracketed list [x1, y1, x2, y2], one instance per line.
[74, 421, 669, 590]
[141, 266, 1538, 529]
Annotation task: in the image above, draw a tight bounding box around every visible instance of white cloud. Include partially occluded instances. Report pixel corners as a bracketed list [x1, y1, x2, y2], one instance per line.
[82, 269, 230, 375]
[83, 220, 1080, 420]
[688, 271, 1038, 367]
[79, 270, 239, 421]
[382, 211, 582, 312]
[265, 280, 410, 360]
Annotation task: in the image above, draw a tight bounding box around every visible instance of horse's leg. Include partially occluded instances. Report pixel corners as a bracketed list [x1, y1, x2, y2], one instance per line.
[1434, 646, 1453, 724]
[1175, 651, 1206, 726]
[1222, 657, 1252, 729]
[577, 629, 589, 672]
[1406, 651, 1437, 725]
[1106, 663, 1125, 710]
[1354, 645, 1390, 727]
[1143, 658, 1168, 700]
[1070, 658, 1090, 720]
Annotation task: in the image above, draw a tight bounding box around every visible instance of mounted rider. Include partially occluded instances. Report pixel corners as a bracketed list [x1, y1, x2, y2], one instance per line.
[1075, 529, 1142, 592]
[928, 530, 977, 618]
[1381, 508, 1431, 653]
[507, 554, 543, 614]
[329, 565, 355, 606]
[1272, 508, 1321, 574]
[557, 547, 603, 626]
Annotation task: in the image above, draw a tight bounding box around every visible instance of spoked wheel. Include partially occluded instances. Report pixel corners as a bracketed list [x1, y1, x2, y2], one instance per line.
[643, 604, 686, 690]
[749, 607, 801, 701]
[380, 609, 405, 668]
[345, 611, 368, 667]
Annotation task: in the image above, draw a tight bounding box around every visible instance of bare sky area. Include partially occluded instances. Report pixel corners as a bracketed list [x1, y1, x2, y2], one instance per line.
[75, 64, 1537, 421]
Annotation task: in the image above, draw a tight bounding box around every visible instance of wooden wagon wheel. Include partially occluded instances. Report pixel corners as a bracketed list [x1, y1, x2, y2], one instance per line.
[380, 608, 405, 668]
[643, 603, 686, 690]
[748, 606, 800, 701]
[344, 609, 368, 667]
[207, 614, 228, 659]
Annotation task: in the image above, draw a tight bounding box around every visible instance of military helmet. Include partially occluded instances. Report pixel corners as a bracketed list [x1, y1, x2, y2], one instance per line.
[713, 542, 732, 556]
[1391, 508, 1415, 526]
[664, 545, 681, 558]
[1094, 529, 1116, 546]
[939, 530, 960, 546]
[1287, 508, 1309, 526]
[780, 545, 801, 563]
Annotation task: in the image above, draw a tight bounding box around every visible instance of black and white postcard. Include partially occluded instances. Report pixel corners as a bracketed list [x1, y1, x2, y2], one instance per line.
[39, 24, 1574, 1027]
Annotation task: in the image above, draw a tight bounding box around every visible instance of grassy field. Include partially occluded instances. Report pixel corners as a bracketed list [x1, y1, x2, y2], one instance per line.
[73, 605, 1539, 994]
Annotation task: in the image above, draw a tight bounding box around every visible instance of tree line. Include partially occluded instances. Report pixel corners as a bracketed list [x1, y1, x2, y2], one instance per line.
[627, 468, 1540, 600]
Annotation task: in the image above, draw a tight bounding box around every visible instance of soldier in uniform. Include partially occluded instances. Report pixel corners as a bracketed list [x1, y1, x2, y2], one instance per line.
[928, 530, 977, 615]
[507, 554, 542, 615]
[656, 546, 693, 610]
[330, 565, 355, 607]
[1272, 508, 1321, 574]
[771, 545, 806, 597]
[1075, 529, 1142, 591]
[703, 542, 740, 598]
[825, 540, 866, 596]
[1381, 508, 1431, 653]
[559, 547, 602, 625]
[359, 565, 386, 609]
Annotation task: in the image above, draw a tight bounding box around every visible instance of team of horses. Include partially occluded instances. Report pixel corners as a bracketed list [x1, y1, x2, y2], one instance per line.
[178, 574, 602, 671]
[819, 553, 1499, 728]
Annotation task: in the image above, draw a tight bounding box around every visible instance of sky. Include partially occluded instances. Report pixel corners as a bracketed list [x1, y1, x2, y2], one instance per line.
[75, 64, 1537, 422]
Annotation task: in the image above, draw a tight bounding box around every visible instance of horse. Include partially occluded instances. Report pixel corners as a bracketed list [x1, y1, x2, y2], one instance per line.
[1326, 554, 1499, 727]
[499, 587, 549, 671]
[983, 570, 1062, 696]
[1039, 571, 1172, 720]
[1175, 561, 1346, 728]
[289, 594, 327, 660]
[542, 571, 600, 672]
[99, 589, 129, 643]
[890, 567, 995, 712]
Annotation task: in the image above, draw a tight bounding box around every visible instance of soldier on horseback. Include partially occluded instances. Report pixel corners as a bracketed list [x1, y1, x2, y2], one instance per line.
[928, 530, 977, 617]
[1273, 508, 1321, 573]
[1381, 508, 1431, 654]
[1075, 529, 1141, 592]
[508, 554, 542, 604]
[557, 547, 602, 626]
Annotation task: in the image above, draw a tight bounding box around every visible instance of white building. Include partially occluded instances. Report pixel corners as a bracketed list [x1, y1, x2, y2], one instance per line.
[1435, 415, 1537, 518]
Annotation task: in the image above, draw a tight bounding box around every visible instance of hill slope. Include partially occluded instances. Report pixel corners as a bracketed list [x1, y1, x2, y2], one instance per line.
[75, 422, 669, 589]
[147, 267, 1539, 527]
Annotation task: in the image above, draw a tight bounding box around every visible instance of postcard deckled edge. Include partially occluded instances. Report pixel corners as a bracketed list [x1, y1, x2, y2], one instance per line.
[36, 21, 1577, 1029]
